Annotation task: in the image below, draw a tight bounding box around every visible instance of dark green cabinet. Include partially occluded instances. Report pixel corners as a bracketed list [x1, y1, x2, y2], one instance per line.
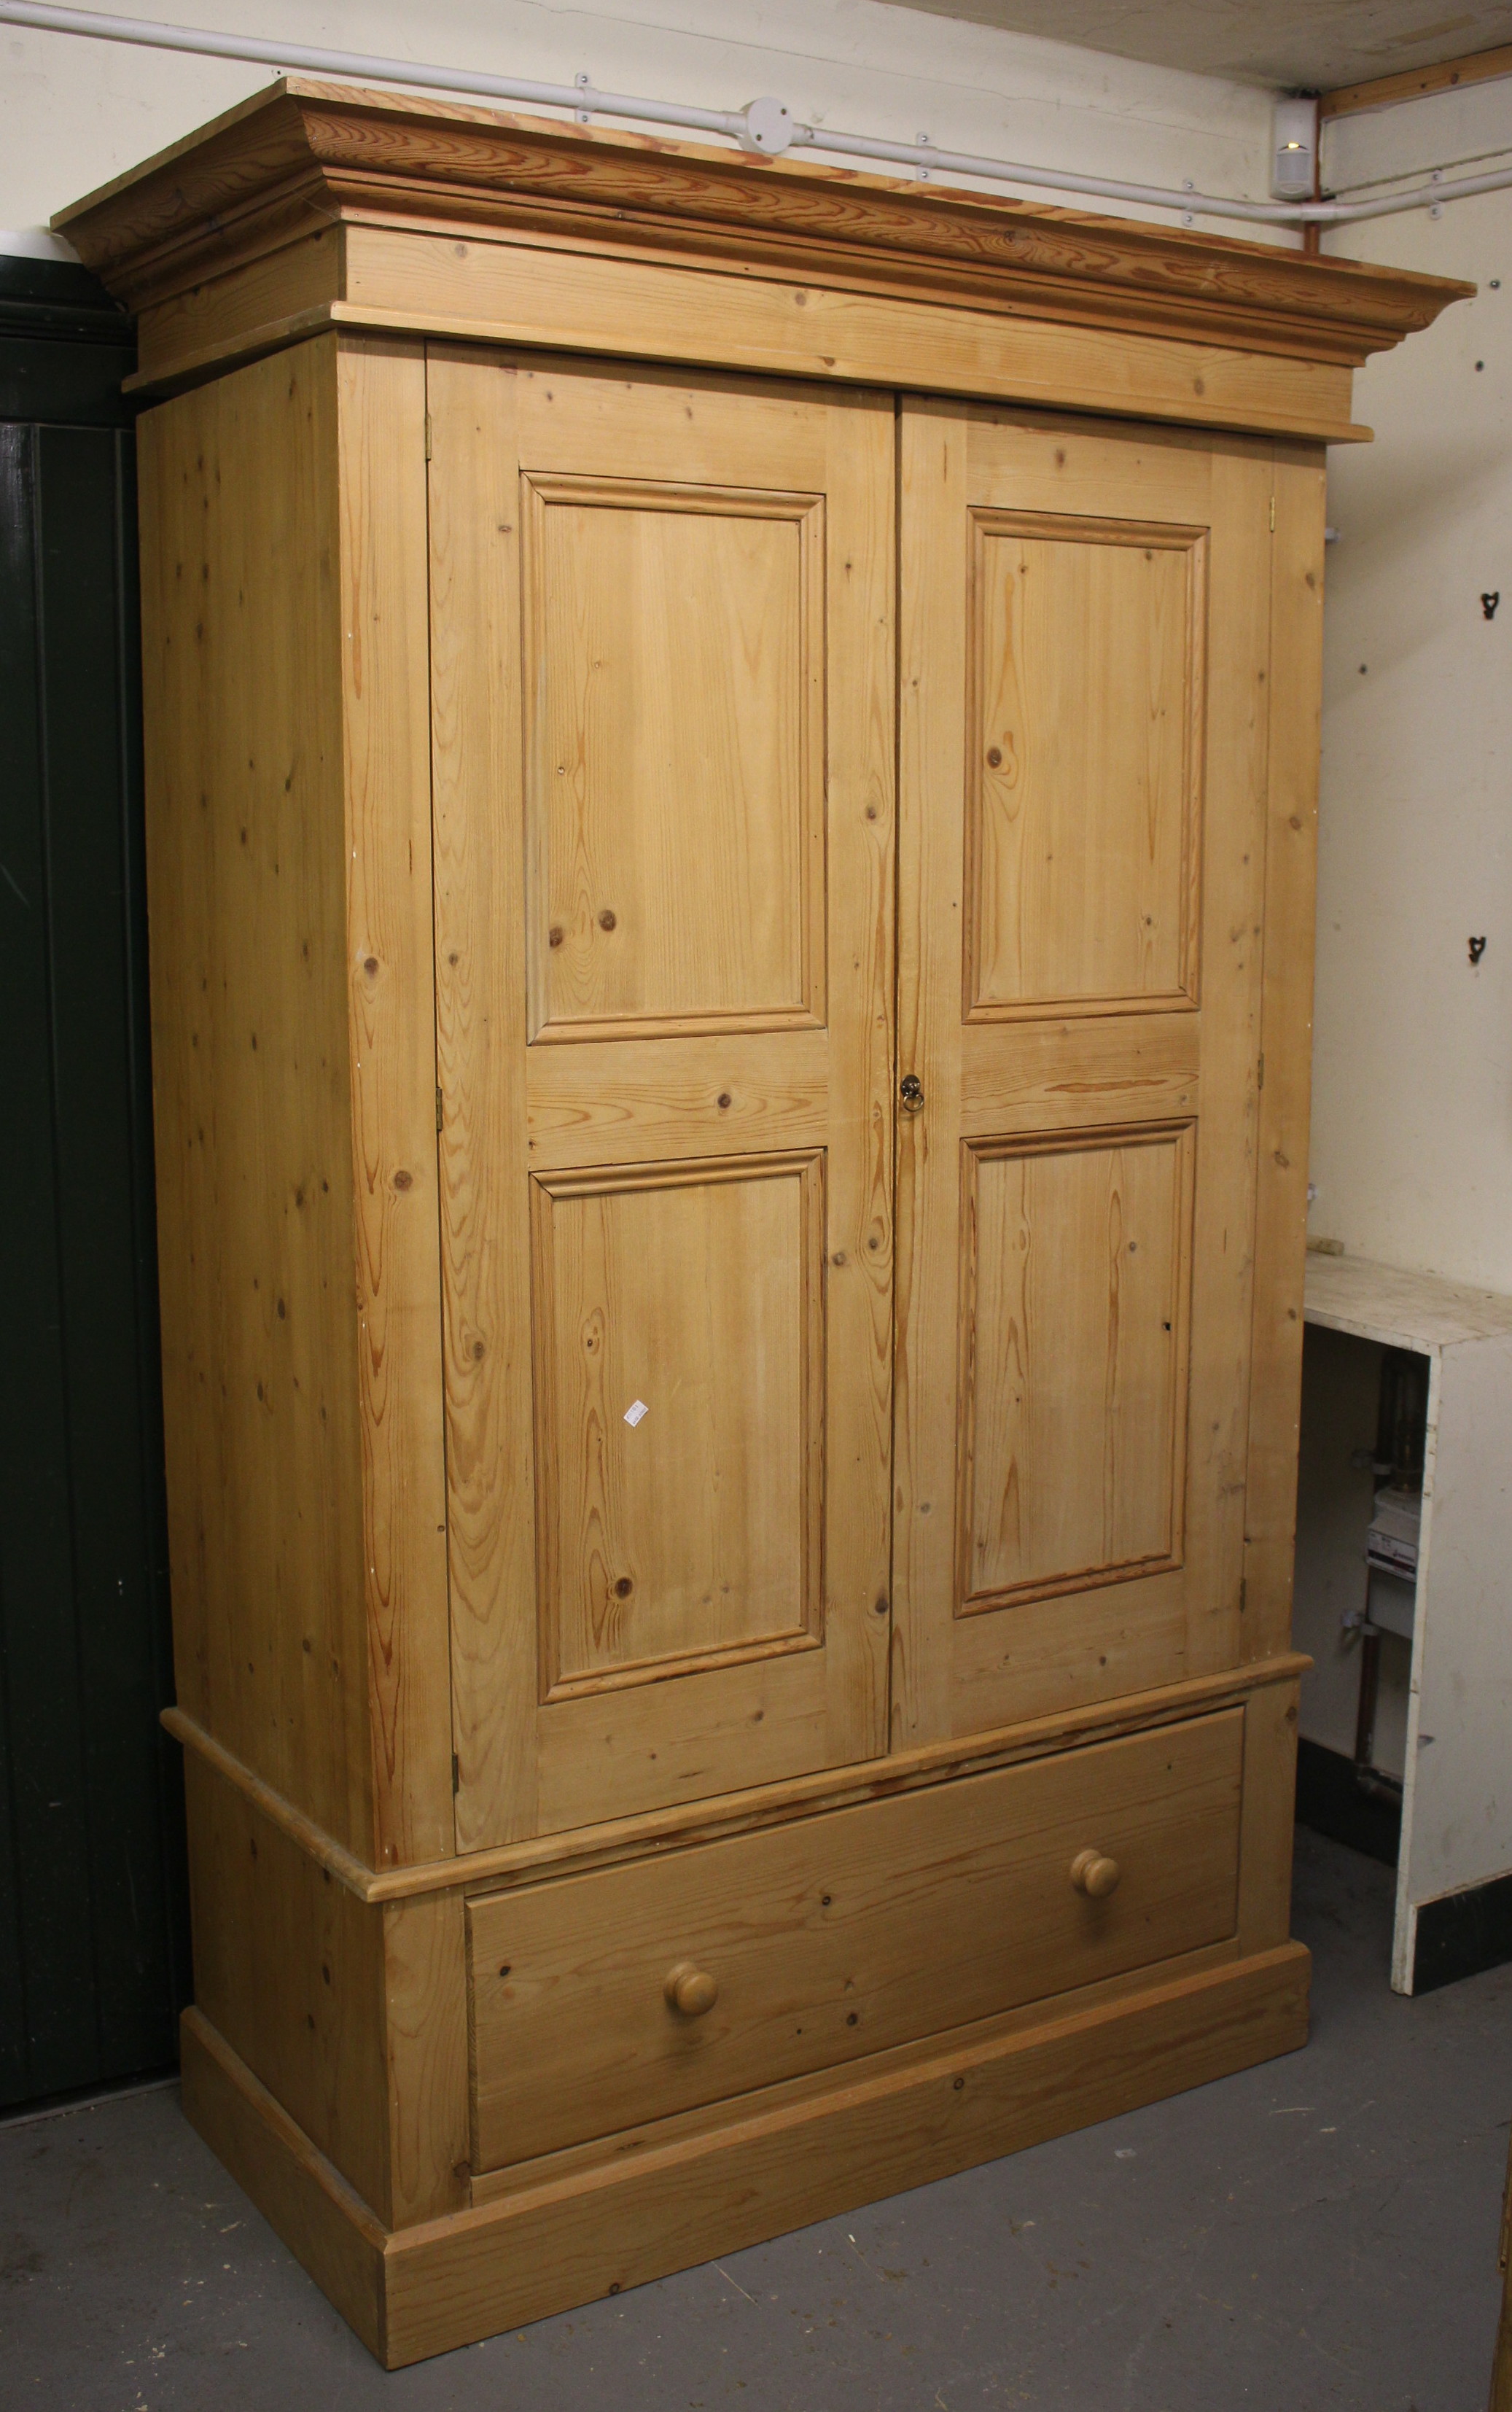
[0, 257, 187, 2109]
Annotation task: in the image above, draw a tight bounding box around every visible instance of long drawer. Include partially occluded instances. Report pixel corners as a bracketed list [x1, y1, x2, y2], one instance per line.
[467, 1708, 1243, 2171]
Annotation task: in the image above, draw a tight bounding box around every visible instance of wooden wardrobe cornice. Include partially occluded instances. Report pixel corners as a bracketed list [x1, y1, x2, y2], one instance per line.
[58, 77, 1469, 372]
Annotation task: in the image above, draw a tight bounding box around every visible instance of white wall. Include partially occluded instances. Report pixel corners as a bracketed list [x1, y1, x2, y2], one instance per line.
[1314, 90, 1512, 1292]
[4, 4, 1507, 1293]
[0, 0, 1277, 247]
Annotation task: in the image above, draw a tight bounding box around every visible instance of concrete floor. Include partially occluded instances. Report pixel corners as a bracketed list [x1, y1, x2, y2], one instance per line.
[3, 1827, 1508, 2412]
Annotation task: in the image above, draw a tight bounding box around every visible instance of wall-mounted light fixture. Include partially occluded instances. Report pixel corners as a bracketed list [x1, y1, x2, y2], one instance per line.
[1272, 96, 1320, 203]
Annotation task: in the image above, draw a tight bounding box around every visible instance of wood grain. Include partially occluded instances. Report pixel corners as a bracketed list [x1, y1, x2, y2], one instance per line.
[165, 1652, 1309, 1904]
[948, 1565, 1189, 1724]
[534, 1648, 832, 1837]
[127, 299, 340, 399]
[1236, 1676, 1301, 1958]
[807, 370, 897, 1778]
[965, 513, 1202, 1015]
[467, 1710, 1242, 2168]
[130, 271, 1373, 448]
[430, 351, 894, 1846]
[337, 336, 453, 1870]
[529, 1154, 823, 1693]
[469, 1923, 1243, 2201]
[180, 2007, 387, 2358]
[345, 238, 1373, 443]
[1242, 446, 1326, 1664]
[960, 1014, 1199, 1135]
[892, 397, 970, 1750]
[394, 1941, 1309, 2363]
[959, 1122, 1194, 1608]
[1179, 440, 1273, 1678]
[129, 225, 344, 381]
[185, 1746, 469, 2230]
[427, 347, 538, 1851]
[522, 475, 825, 1043]
[180, 1931, 1307, 2368]
[123, 168, 1334, 2365]
[163, 1705, 379, 1895]
[895, 405, 1272, 1746]
[184, 1748, 390, 2219]
[58, 78, 1468, 369]
[1320, 41, 1512, 118]
[137, 340, 374, 1856]
[526, 1028, 830, 1169]
[383, 1890, 472, 2225]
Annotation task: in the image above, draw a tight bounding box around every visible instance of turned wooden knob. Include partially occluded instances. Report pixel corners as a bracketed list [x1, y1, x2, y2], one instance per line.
[1070, 1848, 1121, 1899]
[663, 1960, 719, 2017]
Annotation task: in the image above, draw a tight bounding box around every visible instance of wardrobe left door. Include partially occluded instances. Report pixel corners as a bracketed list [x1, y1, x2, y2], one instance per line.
[428, 350, 896, 1850]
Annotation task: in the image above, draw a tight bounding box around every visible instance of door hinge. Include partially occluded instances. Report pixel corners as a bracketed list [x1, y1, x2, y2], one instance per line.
[452, 1751, 460, 1795]
[1239, 1576, 1247, 1617]
[1258, 1051, 1266, 1091]
[1269, 495, 1276, 534]
[424, 411, 433, 462]
[436, 1084, 444, 1134]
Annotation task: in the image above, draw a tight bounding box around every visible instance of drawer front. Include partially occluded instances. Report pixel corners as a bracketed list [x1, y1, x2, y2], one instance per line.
[467, 1708, 1243, 2171]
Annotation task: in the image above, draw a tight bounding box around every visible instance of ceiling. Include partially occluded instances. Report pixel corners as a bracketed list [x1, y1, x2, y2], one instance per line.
[889, 0, 1512, 90]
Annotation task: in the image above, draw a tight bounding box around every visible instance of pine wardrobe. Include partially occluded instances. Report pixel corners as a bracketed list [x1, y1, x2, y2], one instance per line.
[61, 86, 1464, 2367]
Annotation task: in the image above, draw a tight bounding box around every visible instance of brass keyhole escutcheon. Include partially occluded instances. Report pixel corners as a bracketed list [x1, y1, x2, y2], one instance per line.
[1070, 1848, 1121, 1899]
[664, 1960, 719, 2017]
[900, 1073, 925, 1114]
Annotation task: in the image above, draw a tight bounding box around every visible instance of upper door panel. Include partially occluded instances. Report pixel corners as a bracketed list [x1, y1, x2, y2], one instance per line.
[525, 472, 827, 1043]
[965, 509, 1203, 1018]
[429, 353, 895, 1848]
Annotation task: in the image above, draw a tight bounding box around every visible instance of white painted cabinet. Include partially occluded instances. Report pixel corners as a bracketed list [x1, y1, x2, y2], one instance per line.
[1295, 1252, 1512, 1992]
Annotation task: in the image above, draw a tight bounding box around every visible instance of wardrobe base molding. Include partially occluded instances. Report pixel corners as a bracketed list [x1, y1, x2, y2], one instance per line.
[181, 1942, 1310, 2370]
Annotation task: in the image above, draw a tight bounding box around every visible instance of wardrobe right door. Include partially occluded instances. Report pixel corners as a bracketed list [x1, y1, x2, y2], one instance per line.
[894, 401, 1276, 1747]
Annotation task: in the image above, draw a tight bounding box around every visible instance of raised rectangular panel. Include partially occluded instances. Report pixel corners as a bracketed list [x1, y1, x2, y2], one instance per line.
[959, 1122, 1195, 1611]
[965, 512, 1204, 1019]
[523, 475, 827, 1043]
[530, 1152, 825, 1697]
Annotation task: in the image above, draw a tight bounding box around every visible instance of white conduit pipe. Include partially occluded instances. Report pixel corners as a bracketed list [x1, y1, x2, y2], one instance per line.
[7, 0, 1512, 233]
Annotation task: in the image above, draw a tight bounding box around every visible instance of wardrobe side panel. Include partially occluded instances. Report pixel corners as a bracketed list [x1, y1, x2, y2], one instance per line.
[1242, 443, 1326, 1662]
[139, 338, 375, 1856]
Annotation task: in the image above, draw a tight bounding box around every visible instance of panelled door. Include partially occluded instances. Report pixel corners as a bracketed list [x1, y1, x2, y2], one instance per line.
[428, 352, 895, 1848]
[893, 402, 1274, 1746]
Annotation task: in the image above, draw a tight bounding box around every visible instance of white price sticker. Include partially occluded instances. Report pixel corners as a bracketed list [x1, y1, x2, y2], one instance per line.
[623, 1399, 649, 1428]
